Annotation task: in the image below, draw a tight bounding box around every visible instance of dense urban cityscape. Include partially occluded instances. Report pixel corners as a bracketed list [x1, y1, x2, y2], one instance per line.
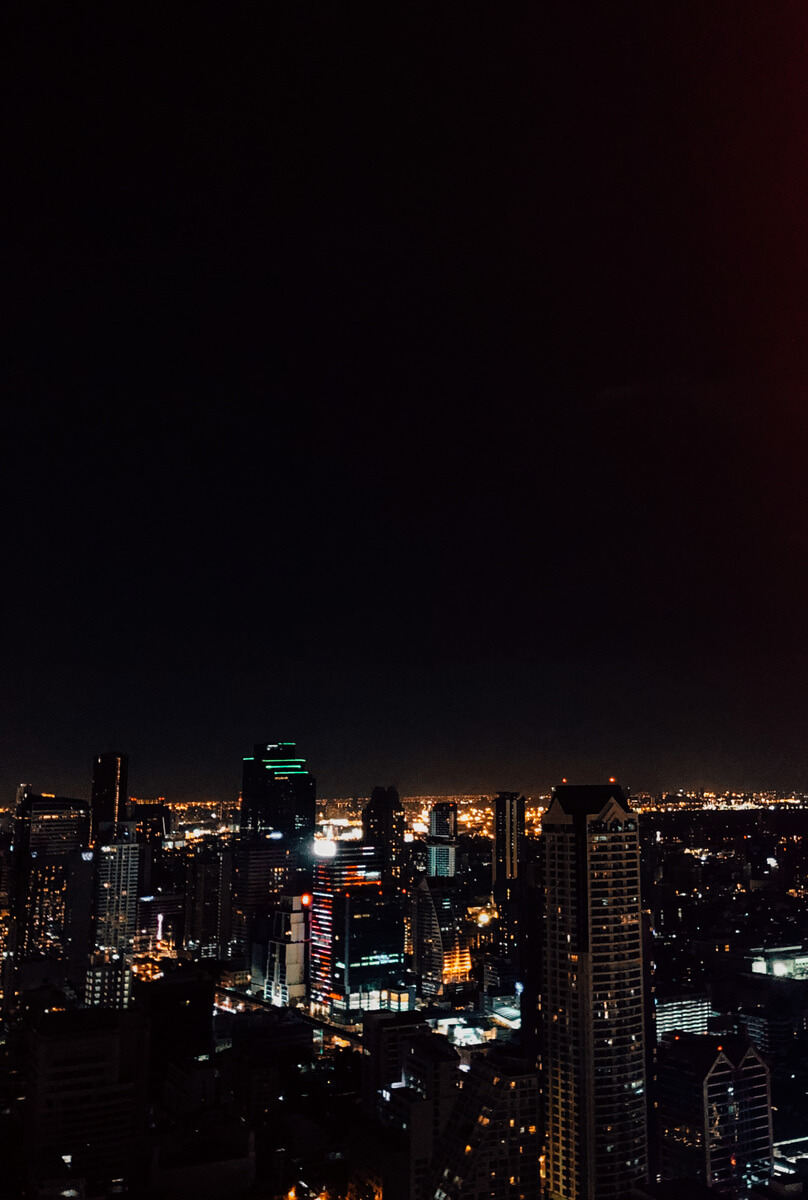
[8, 3, 808, 1198]
[1, 746, 808, 1197]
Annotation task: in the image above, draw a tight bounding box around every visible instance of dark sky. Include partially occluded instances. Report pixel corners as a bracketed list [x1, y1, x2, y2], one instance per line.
[5, 5, 808, 802]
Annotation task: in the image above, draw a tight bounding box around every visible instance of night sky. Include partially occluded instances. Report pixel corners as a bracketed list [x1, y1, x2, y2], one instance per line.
[5, 6, 808, 802]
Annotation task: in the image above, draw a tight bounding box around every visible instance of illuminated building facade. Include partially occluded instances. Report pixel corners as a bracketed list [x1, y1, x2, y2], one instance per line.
[657, 1033, 772, 1193]
[310, 843, 404, 1024]
[263, 891, 309, 1006]
[362, 785, 405, 886]
[493, 791, 525, 892]
[411, 876, 471, 998]
[655, 994, 713, 1041]
[492, 791, 525, 964]
[427, 802, 458, 878]
[239, 741, 316, 843]
[87, 823, 139, 1008]
[542, 783, 647, 1200]
[90, 752, 129, 842]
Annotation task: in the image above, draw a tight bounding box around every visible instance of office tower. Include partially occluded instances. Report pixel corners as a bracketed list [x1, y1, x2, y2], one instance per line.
[541, 783, 647, 1200]
[184, 844, 225, 957]
[427, 801, 458, 878]
[657, 1033, 773, 1193]
[363, 785, 406, 886]
[493, 791, 525, 892]
[7, 790, 94, 1008]
[411, 876, 471, 998]
[655, 994, 713, 1041]
[132, 799, 171, 892]
[257, 890, 310, 1006]
[86, 823, 139, 1008]
[220, 834, 290, 957]
[24, 1008, 149, 1196]
[492, 791, 526, 964]
[91, 752, 129, 841]
[310, 842, 404, 1024]
[430, 1051, 541, 1200]
[240, 741, 316, 842]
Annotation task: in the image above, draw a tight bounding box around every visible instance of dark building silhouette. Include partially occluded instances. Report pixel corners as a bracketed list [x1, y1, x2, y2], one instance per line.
[6, 790, 94, 1011]
[541, 783, 647, 1200]
[220, 834, 290, 956]
[90, 752, 129, 842]
[184, 843, 224, 958]
[657, 1033, 773, 1195]
[239, 741, 316, 843]
[23, 1008, 149, 1196]
[429, 1051, 540, 1200]
[363, 786, 406, 887]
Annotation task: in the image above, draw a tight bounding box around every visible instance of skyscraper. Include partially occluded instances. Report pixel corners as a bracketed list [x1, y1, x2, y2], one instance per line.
[427, 802, 458, 878]
[492, 791, 526, 964]
[309, 842, 403, 1024]
[493, 791, 525, 894]
[6, 790, 94, 1009]
[87, 823, 140, 1008]
[91, 752, 129, 842]
[657, 1033, 773, 1193]
[239, 741, 316, 843]
[411, 876, 471, 998]
[429, 1051, 541, 1200]
[362, 785, 405, 887]
[541, 783, 647, 1200]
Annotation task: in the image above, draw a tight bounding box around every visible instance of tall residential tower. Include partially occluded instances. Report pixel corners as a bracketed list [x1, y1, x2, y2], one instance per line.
[541, 783, 647, 1200]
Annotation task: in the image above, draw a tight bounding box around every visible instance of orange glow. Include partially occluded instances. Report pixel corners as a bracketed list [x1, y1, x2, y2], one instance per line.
[301, 893, 312, 906]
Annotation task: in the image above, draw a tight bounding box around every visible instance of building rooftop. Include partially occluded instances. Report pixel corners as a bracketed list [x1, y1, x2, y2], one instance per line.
[551, 783, 631, 819]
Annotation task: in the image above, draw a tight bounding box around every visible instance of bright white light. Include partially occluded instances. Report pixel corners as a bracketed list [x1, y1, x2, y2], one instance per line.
[772, 961, 788, 977]
[314, 839, 337, 858]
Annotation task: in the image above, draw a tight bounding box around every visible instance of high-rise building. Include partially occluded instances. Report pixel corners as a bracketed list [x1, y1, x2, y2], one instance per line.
[657, 1032, 773, 1194]
[310, 842, 404, 1024]
[655, 994, 714, 1042]
[220, 834, 290, 957]
[262, 891, 310, 1006]
[492, 791, 526, 964]
[427, 802, 458, 878]
[91, 752, 129, 842]
[411, 876, 471, 998]
[493, 791, 525, 893]
[429, 1051, 541, 1200]
[363, 786, 406, 886]
[24, 1008, 149, 1196]
[184, 843, 225, 958]
[6, 790, 94, 1009]
[541, 782, 647, 1200]
[240, 741, 316, 843]
[87, 823, 140, 1008]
